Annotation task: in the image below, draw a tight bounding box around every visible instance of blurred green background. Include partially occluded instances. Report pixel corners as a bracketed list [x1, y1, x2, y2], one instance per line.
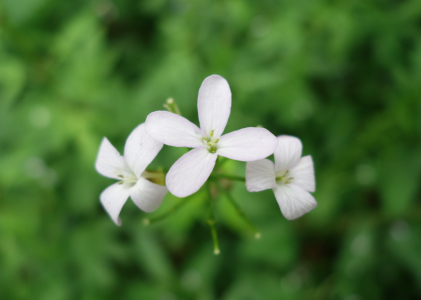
[1, 0, 421, 299]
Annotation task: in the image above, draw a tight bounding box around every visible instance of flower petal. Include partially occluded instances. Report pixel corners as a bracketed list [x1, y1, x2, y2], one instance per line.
[274, 135, 303, 173]
[197, 75, 231, 139]
[166, 147, 217, 197]
[124, 123, 163, 177]
[217, 127, 277, 161]
[95, 137, 129, 180]
[246, 159, 276, 192]
[145, 111, 202, 147]
[289, 155, 315, 192]
[130, 177, 168, 212]
[273, 184, 317, 220]
[100, 182, 130, 226]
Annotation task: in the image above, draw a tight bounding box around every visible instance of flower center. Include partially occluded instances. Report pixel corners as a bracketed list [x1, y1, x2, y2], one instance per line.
[202, 129, 219, 154]
[276, 170, 294, 185]
[117, 173, 137, 187]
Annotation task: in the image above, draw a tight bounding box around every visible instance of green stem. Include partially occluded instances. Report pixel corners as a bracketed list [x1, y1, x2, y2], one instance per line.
[215, 157, 229, 168]
[216, 181, 260, 239]
[207, 182, 220, 255]
[143, 198, 190, 225]
[210, 173, 245, 182]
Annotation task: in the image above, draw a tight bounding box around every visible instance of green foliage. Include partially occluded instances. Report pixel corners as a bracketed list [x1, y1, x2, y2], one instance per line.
[1, 0, 421, 299]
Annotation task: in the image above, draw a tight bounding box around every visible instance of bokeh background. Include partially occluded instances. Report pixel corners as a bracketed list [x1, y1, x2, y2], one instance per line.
[1, 0, 421, 299]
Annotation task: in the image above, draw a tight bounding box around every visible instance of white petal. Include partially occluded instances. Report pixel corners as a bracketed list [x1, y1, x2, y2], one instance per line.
[166, 147, 217, 197]
[289, 155, 315, 192]
[100, 182, 130, 226]
[129, 177, 168, 212]
[145, 111, 203, 147]
[274, 135, 303, 173]
[273, 184, 317, 220]
[95, 137, 129, 180]
[246, 159, 276, 192]
[197, 75, 231, 139]
[216, 127, 277, 161]
[124, 123, 163, 177]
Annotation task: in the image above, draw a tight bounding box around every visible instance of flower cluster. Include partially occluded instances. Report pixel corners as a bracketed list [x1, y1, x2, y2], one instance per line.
[95, 75, 317, 237]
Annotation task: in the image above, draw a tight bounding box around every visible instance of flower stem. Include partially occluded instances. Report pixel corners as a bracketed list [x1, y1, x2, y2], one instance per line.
[216, 181, 260, 239]
[143, 198, 190, 225]
[215, 157, 229, 168]
[208, 219, 220, 255]
[210, 173, 245, 182]
[207, 182, 220, 255]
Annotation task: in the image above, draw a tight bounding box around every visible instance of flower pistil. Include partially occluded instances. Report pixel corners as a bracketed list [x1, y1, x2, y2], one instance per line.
[276, 170, 294, 185]
[202, 130, 219, 153]
[117, 174, 137, 186]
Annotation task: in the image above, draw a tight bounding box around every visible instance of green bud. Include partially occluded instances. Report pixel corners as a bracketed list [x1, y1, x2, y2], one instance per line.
[163, 98, 181, 115]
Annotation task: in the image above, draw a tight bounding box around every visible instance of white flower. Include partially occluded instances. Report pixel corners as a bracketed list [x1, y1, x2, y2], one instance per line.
[145, 75, 278, 198]
[246, 135, 317, 220]
[95, 123, 168, 225]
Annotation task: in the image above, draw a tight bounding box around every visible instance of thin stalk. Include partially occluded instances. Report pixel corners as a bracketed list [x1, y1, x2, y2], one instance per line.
[209, 173, 245, 182]
[215, 157, 229, 168]
[207, 182, 220, 255]
[216, 181, 260, 239]
[143, 198, 190, 225]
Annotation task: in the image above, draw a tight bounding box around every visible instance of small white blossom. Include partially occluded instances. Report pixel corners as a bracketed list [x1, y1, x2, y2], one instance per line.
[95, 123, 167, 225]
[145, 75, 278, 197]
[246, 135, 316, 220]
